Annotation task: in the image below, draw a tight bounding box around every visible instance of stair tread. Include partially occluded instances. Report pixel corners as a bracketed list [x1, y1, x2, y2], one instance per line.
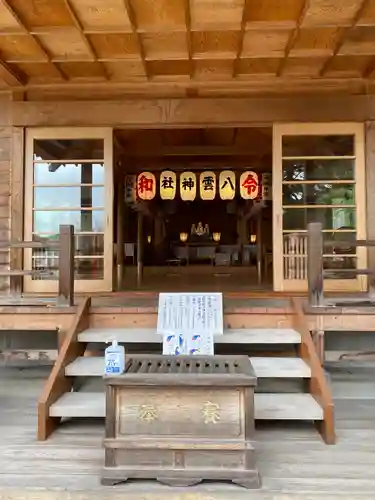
[78, 328, 301, 344]
[49, 392, 323, 420]
[65, 356, 311, 378]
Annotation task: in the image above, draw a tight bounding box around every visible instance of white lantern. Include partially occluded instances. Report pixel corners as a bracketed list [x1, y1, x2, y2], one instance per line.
[240, 171, 259, 200]
[160, 170, 176, 200]
[219, 170, 236, 200]
[262, 173, 272, 200]
[137, 172, 156, 200]
[124, 174, 136, 204]
[180, 171, 196, 201]
[200, 171, 216, 200]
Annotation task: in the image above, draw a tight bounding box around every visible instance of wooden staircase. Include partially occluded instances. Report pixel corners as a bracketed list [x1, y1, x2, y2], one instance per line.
[38, 296, 335, 444]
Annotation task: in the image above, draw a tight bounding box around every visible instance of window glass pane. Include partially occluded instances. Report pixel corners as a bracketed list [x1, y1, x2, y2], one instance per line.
[283, 159, 354, 181]
[324, 256, 357, 279]
[34, 186, 104, 209]
[33, 210, 105, 233]
[323, 231, 356, 254]
[282, 135, 354, 157]
[33, 139, 104, 161]
[283, 207, 356, 231]
[283, 183, 355, 205]
[33, 162, 104, 185]
[76, 234, 104, 255]
[32, 233, 104, 255]
[31, 255, 104, 280]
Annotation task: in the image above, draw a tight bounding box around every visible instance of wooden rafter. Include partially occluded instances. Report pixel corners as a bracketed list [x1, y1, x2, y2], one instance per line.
[364, 60, 375, 79]
[0, 58, 25, 86]
[122, 0, 148, 79]
[277, 0, 310, 77]
[63, 0, 110, 80]
[183, 0, 193, 78]
[232, 0, 248, 77]
[0, 0, 69, 81]
[320, 0, 371, 77]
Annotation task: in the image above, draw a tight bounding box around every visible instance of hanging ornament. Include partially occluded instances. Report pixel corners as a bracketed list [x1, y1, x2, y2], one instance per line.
[180, 171, 196, 201]
[137, 172, 156, 200]
[200, 171, 216, 200]
[240, 171, 259, 200]
[160, 170, 176, 200]
[219, 170, 236, 200]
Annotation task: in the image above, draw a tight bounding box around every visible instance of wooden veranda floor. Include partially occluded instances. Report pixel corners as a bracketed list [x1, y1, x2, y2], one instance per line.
[1, 364, 375, 499]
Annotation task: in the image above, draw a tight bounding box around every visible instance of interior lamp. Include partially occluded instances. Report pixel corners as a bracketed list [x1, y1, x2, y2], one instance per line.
[250, 234, 257, 243]
[213, 232, 221, 243]
[180, 232, 188, 243]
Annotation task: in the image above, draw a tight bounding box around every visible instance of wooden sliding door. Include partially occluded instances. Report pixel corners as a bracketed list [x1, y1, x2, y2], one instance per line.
[24, 127, 113, 293]
[273, 123, 366, 292]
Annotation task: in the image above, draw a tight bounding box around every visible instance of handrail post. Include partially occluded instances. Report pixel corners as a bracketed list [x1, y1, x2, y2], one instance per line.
[58, 225, 74, 307]
[307, 222, 324, 307]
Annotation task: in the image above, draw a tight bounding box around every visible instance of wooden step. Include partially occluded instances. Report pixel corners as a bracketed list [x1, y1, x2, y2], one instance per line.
[77, 328, 301, 344]
[49, 392, 323, 420]
[65, 356, 311, 378]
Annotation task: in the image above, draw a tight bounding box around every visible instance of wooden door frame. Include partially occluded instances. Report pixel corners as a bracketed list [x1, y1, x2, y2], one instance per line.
[273, 122, 366, 292]
[24, 127, 113, 293]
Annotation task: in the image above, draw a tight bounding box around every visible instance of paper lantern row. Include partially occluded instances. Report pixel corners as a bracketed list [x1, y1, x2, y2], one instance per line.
[125, 171, 271, 203]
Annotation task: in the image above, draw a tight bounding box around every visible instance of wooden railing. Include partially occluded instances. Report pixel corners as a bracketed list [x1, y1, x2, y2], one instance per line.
[0, 224, 75, 306]
[38, 296, 91, 440]
[307, 222, 375, 307]
[292, 297, 335, 444]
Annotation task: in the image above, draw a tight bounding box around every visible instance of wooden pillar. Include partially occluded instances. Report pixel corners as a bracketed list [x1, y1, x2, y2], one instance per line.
[366, 122, 375, 292]
[116, 179, 125, 290]
[10, 127, 24, 296]
[307, 222, 324, 307]
[137, 212, 143, 287]
[256, 212, 262, 285]
[58, 225, 74, 307]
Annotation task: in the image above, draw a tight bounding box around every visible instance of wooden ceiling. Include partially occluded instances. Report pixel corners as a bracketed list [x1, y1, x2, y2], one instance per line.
[115, 127, 272, 169]
[2, 0, 375, 97]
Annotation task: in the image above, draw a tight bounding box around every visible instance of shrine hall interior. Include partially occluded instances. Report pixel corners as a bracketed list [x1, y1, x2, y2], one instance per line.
[113, 127, 273, 290]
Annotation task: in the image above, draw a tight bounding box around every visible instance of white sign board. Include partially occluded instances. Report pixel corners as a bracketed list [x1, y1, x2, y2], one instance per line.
[157, 293, 223, 356]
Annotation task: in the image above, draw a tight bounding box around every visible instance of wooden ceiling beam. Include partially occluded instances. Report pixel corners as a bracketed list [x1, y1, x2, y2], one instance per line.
[277, 0, 310, 77]
[232, 0, 248, 77]
[0, 0, 69, 81]
[63, 0, 110, 80]
[122, 0, 148, 80]
[12, 95, 375, 127]
[183, 0, 193, 79]
[123, 145, 270, 157]
[320, 0, 371, 77]
[364, 61, 375, 79]
[0, 58, 25, 86]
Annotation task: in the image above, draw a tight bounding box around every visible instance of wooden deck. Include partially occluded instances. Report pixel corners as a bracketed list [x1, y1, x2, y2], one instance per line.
[1, 364, 375, 499]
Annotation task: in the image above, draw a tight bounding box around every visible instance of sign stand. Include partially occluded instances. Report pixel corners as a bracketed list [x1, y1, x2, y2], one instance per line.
[157, 293, 223, 355]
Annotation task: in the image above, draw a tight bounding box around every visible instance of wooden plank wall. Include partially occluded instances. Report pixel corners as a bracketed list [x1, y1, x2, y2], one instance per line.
[366, 122, 375, 273]
[0, 95, 12, 293]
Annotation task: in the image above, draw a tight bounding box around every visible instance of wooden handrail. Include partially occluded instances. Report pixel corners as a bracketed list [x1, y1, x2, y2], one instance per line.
[37, 296, 91, 440]
[1, 224, 75, 306]
[291, 298, 335, 444]
[307, 222, 375, 307]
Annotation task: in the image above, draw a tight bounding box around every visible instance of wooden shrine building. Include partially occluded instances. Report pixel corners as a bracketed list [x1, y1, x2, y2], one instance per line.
[2, 1, 375, 498]
[1, 0, 375, 295]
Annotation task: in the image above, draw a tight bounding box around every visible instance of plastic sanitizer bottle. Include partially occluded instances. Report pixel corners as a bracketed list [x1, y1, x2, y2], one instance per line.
[104, 339, 125, 375]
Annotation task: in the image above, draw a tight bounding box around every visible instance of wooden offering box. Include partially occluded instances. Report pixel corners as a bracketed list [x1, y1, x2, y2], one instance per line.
[102, 354, 260, 488]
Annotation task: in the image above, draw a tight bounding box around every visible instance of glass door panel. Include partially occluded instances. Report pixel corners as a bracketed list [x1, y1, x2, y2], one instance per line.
[273, 123, 366, 292]
[24, 128, 113, 293]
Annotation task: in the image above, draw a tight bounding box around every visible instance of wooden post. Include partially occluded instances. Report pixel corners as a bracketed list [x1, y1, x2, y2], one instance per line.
[256, 211, 262, 285]
[137, 212, 143, 288]
[307, 222, 324, 307]
[116, 179, 125, 291]
[58, 225, 74, 307]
